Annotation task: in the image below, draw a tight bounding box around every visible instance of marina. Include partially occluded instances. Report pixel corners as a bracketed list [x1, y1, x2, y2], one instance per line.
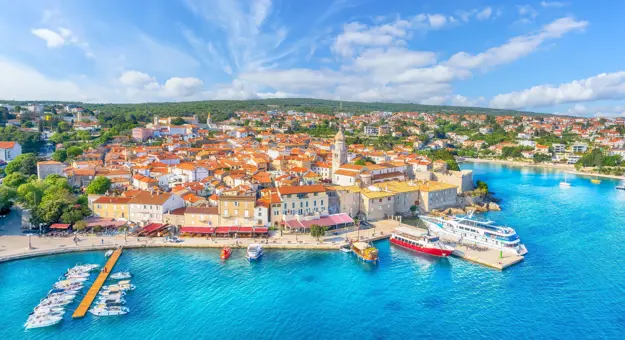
[72, 247, 123, 319]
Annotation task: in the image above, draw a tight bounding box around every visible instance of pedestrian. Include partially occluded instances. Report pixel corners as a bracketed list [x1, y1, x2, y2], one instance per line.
[101, 238, 104, 245]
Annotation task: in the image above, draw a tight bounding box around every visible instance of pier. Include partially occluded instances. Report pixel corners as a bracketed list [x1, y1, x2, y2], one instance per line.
[72, 247, 123, 318]
[370, 219, 524, 270]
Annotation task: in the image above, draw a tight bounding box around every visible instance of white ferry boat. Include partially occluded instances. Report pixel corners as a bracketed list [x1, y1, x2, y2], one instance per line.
[420, 215, 528, 256]
[246, 244, 263, 261]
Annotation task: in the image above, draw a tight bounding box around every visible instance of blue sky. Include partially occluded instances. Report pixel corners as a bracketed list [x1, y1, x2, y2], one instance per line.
[1, 0, 624, 116]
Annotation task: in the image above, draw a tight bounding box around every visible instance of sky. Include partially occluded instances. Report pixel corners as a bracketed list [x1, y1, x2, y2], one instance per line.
[1, 0, 624, 117]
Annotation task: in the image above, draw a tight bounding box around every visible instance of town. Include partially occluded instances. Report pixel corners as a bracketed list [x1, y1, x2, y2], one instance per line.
[0, 101, 623, 240]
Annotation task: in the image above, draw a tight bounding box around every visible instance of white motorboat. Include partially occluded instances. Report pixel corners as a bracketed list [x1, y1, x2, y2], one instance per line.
[103, 281, 135, 292]
[97, 297, 127, 305]
[30, 309, 65, 319]
[65, 271, 90, 278]
[41, 294, 74, 304]
[105, 250, 114, 258]
[89, 305, 129, 316]
[559, 174, 571, 187]
[47, 292, 76, 300]
[246, 244, 263, 261]
[109, 271, 132, 280]
[616, 184, 625, 191]
[99, 288, 125, 297]
[33, 306, 65, 315]
[25, 315, 62, 329]
[72, 264, 99, 272]
[339, 243, 352, 253]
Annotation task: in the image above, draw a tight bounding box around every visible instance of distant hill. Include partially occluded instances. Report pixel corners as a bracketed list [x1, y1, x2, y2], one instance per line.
[2, 98, 548, 122]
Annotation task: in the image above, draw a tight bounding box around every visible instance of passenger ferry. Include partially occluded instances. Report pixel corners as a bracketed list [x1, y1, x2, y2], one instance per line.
[390, 227, 454, 257]
[351, 241, 379, 263]
[420, 215, 528, 256]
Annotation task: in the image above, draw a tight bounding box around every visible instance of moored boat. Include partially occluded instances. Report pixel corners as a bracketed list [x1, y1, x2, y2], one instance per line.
[421, 215, 528, 256]
[339, 243, 352, 253]
[89, 305, 129, 316]
[25, 315, 62, 329]
[109, 271, 132, 280]
[105, 250, 114, 258]
[220, 247, 232, 260]
[616, 184, 625, 191]
[390, 227, 454, 257]
[351, 241, 378, 263]
[246, 244, 263, 261]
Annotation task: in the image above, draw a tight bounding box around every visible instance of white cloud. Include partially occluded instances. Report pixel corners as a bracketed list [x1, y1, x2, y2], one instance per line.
[490, 71, 625, 109]
[31, 28, 65, 47]
[476, 7, 493, 21]
[427, 14, 447, 29]
[517, 5, 538, 19]
[162, 77, 204, 97]
[446, 17, 587, 70]
[118, 70, 156, 87]
[540, 1, 568, 8]
[555, 104, 625, 117]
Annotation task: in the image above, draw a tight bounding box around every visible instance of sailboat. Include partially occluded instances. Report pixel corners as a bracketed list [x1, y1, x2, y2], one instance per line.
[559, 174, 571, 187]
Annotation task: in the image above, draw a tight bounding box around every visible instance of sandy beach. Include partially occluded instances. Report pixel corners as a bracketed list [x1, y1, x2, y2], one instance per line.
[463, 158, 625, 180]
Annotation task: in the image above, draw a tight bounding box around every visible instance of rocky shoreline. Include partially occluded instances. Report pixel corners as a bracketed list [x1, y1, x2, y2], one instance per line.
[431, 191, 501, 217]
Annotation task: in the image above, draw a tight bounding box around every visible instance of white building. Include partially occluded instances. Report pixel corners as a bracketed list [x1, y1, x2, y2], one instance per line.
[128, 191, 185, 224]
[0, 142, 22, 162]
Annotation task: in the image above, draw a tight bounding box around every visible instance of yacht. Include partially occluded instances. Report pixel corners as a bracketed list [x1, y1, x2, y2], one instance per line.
[103, 281, 135, 292]
[559, 174, 571, 187]
[616, 184, 625, 191]
[72, 264, 99, 272]
[390, 227, 454, 257]
[89, 305, 130, 316]
[420, 215, 528, 256]
[110, 271, 133, 280]
[246, 244, 263, 261]
[33, 306, 65, 315]
[105, 250, 114, 258]
[25, 315, 62, 329]
[99, 288, 125, 297]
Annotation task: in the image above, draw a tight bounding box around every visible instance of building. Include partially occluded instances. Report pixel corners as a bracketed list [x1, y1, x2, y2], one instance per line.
[332, 128, 347, 181]
[37, 161, 65, 179]
[363, 126, 378, 136]
[128, 191, 185, 224]
[218, 192, 256, 226]
[132, 128, 154, 141]
[277, 184, 329, 220]
[92, 196, 131, 219]
[572, 143, 588, 153]
[0, 141, 21, 162]
[418, 182, 458, 212]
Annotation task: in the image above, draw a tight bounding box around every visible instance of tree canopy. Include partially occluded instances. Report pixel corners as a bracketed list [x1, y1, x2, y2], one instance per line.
[86, 176, 111, 195]
[5, 153, 38, 176]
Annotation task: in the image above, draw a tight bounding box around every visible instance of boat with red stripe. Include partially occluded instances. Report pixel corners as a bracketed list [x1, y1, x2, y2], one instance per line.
[390, 226, 454, 257]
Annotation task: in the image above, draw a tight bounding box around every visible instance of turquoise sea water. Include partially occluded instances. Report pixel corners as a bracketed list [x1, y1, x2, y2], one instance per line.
[1, 163, 625, 339]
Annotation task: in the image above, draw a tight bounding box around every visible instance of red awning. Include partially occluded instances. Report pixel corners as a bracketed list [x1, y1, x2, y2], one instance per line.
[50, 223, 71, 230]
[142, 223, 166, 233]
[180, 226, 216, 234]
[285, 213, 354, 230]
[215, 227, 230, 233]
[238, 227, 253, 233]
[253, 227, 268, 233]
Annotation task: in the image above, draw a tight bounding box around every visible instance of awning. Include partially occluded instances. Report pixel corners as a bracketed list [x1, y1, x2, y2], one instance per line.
[215, 227, 231, 233]
[180, 226, 216, 234]
[285, 213, 354, 230]
[238, 227, 253, 233]
[253, 227, 268, 233]
[142, 223, 166, 233]
[50, 223, 71, 230]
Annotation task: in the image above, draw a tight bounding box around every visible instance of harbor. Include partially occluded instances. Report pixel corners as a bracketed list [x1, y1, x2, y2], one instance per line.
[72, 247, 123, 318]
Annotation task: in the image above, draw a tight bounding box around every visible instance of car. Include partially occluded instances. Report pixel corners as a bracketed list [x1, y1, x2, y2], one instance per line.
[168, 237, 183, 243]
[359, 221, 371, 227]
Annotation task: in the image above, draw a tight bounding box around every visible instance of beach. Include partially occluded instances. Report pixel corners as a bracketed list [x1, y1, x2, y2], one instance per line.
[463, 157, 625, 180]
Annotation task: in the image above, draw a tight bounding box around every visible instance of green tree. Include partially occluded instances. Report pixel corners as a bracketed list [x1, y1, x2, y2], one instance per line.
[0, 185, 16, 213]
[73, 220, 87, 232]
[66, 146, 83, 159]
[51, 149, 68, 162]
[170, 117, 186, 125]
[76, 130, 91, 141]
[3, 172, 27, 188]
[86, 176, 111, 195]
[5, 153, 37, 175]
[310, 224, 327, 241]
[16, 181, 46, 207]
[476, 180, 489, 195]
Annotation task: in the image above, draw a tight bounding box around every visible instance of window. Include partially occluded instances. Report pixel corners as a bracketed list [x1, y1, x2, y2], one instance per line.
[321, 200, 324, 205]
[234, 209, 239, 216]
[313, 200, 317, 206]
[234, 202, 239, 207]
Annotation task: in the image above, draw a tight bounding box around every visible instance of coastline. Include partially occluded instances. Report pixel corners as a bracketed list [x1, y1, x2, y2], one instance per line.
[463, 158, 625, 180]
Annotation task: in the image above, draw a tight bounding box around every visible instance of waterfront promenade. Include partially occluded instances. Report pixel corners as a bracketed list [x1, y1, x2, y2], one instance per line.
[464, 158, 625, 180]
[0, 218, 522, 270]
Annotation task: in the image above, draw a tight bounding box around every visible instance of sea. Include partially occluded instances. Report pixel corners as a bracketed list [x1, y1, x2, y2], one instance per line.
[1, 162, 624, 339]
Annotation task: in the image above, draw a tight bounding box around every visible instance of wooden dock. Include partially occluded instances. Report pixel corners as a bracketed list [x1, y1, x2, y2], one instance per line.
[72, 247, 122, 318]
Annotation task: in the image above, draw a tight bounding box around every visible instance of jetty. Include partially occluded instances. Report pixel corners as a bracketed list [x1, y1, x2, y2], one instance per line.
[72, 247, 122, 318]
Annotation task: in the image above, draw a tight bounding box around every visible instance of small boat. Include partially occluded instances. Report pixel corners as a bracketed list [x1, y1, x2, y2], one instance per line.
[351, 241, 379, 263]
[33, 306, 65, 315]
[339, 243, 352, 253]
[103, 280, 135, 292]
[25, 315, 62, 329]
[616, 184, 625, 191]
[220, 247, 232, 260]
[105, 250, 114, 258]
[89, 305, 130, 316]
[65, 272, 90, 279]
[97, 297, 127, 305]
[591, 178, 601, 184]
[559, 174, 571, 187]
[47, 292, 76, 300]
[72, 264, 99, 272]
[390, 227, 454, 257]
[246, 244, 263, 261]
[109, 271, 132, 280]
[99, 288, 125, 297]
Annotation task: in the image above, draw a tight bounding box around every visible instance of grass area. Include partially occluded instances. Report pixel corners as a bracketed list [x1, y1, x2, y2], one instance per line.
[401, 216, 427, 230]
